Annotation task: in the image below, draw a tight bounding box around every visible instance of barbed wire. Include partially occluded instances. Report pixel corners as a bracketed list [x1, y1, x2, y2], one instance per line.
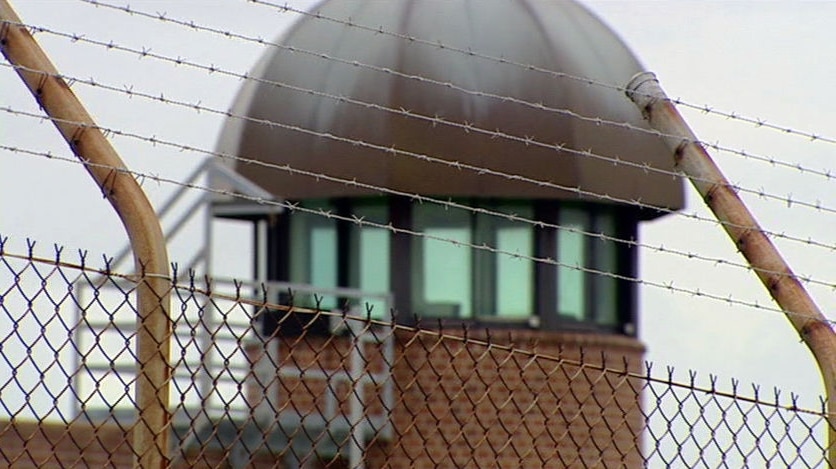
[3, 141, 834, 330]
[676, 100, 836, 146]
[3, 7, 834, 327]
[247, 0, 836, 153]
[2, 50, 834, 256]
[2, 90, 835, 280]
[0, 240, 831, 419]
[73, 0, 836, 183]
[0, 23, 721, 195]
[4, 93, 836, 270]
[8, 22, 833, 220]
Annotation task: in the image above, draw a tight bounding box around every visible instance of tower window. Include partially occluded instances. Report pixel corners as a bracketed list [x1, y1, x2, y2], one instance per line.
[475, 204, 535, 319]
[289, 199, 338, 310]
[348, 201, 391, 319]
[554, 206, 620, 327]
[411, 202, 536, 321]
[267, 197, 635, 334]
[557, 207, 589, 320]
[411, 203, 473, 318]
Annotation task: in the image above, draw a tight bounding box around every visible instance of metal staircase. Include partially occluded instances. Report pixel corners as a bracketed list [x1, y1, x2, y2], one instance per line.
[70, 159, 394, 468]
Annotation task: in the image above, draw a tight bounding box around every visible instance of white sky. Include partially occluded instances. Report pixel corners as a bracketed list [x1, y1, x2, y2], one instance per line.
[1, 0, 834, 413]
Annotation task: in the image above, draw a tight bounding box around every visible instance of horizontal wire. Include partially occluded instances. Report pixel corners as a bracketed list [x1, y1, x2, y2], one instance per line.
[1, 245, 831, 418]
[0, 92, 836, 289]
[2, 55, 834, 255]
[0, 93, 825, 292]
[249, 0, 836, 155]
[67, 1, 836, 182]
[0, 58, 832, 288]
[677, 100, 836, 146]
[2, 89, 835, 280]
[9, 22, 833, 219]
[0, 121, 830, 313]
[4, 21, 698, 188]
[3, 142, 834, 329]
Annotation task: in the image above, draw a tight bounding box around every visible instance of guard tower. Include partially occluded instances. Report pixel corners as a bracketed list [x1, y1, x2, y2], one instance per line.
[212, 0, 684, 466]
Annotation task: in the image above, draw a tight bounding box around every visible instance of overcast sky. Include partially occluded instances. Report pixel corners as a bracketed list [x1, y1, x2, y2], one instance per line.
[1, 0, 834, 413]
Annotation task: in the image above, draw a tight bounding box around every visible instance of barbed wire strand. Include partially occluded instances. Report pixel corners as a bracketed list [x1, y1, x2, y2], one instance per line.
[68, 2, 836, 182]
[0, 25, 781, 208]
[6, 97, 836, 270]
[7, 15, 836, 211]
[3, 15, 833, 295]
[0, 243, 831, 419]
[2, 62, 834, 256]
[246, 0, 836, 152]
[2, 22, 832, 218]
[3, 96, 835, 280]
[3, 142, 834, 329]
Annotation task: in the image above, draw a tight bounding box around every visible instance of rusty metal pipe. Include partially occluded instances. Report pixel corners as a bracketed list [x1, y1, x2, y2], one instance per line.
[0, 2, 171, 467]
[626, 71, 836, 463]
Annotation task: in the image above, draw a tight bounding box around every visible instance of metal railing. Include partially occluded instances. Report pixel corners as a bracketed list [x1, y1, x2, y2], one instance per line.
[71, 275, 394, 469]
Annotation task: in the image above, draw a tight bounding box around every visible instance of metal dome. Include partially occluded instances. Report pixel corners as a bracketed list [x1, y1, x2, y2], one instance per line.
[215, 0, 684, 218]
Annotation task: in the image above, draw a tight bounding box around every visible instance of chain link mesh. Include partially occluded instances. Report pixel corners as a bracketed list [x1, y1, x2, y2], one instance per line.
[0, 247, 832, 468]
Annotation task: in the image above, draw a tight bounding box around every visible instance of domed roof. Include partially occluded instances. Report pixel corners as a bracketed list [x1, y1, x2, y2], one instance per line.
[216, 0, 684, 218]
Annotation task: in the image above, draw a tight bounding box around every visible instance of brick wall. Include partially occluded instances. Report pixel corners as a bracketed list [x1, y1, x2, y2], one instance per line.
[384, 329, 645, 468]
[3, 329, 645, 468]
[0, 420, 134, 468]
[245, 328, 646, 468]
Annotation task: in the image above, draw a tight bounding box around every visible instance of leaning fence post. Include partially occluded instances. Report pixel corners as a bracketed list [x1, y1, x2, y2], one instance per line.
[0, 2, 172, 467]
[626, 71, 836, 463]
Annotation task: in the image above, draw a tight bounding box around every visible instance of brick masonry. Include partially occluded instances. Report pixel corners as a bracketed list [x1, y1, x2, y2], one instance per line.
[382, 329, 646, 468]
[2, 328, 645, 468]
[0, 420, 134, 468]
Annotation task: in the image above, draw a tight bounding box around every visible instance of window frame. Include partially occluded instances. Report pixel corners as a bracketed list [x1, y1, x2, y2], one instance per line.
[543, 202, 632, 334]
[262, 196, 638, 336]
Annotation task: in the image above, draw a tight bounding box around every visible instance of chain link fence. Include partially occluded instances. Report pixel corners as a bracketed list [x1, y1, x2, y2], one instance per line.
[0, 244, 832, 468]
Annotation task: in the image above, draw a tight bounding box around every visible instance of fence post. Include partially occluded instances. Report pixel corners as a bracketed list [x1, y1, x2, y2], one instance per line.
[626, 71, 836, 463]
[0, 2, 172, 467]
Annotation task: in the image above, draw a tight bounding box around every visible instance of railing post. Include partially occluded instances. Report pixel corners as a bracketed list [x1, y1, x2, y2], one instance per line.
[347, 316, 366, 469]
[0, 2, 171, 467]
[626, 71, 836, 464]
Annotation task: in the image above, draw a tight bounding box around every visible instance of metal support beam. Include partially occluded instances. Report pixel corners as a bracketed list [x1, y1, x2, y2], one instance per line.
[0, 3, 171, 467]
[626, 71, 836, 464]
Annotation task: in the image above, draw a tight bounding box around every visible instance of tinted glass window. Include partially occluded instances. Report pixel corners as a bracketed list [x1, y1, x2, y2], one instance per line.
[474, 204, 534, 318]
[554, 207, 621, 327]
[412, 204, 472, 318]
[289, 200, 338, 309]
[277, 197, 630, 333]
[557, 208, 589, 320]
[349, 202, 390, 319]
[593, 211, 618, 326]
